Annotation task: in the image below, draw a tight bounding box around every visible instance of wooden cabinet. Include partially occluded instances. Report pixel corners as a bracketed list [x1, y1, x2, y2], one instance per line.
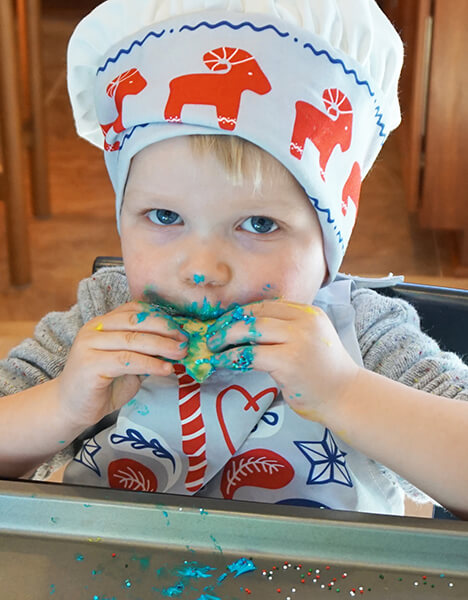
[380, 0, 468, 272]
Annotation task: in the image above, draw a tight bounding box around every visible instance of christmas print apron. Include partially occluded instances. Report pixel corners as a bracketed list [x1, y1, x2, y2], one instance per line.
[64, 276, 405, 515]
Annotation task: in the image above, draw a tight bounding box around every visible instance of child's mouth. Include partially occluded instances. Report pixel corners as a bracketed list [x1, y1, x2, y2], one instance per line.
[142, 289, 240, 321]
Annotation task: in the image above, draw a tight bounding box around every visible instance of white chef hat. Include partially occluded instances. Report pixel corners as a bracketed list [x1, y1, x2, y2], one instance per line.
[67, 0, 403, 282]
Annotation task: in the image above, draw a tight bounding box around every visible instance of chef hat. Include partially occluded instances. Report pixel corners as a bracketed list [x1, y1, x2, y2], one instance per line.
[67, 0, 403, 282]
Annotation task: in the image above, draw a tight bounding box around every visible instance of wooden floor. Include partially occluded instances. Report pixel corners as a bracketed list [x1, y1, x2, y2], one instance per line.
[1, 8, 467, 359]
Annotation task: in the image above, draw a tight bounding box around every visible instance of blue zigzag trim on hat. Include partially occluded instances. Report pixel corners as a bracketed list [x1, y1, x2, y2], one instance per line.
[118, 122, 151, 152]
[98, 17, 387, 142]
[303, 43, 373, 96]
[303, 43, 386, 138]
[307, 194, 345, 250]
[374, 100, 387, 141]
[180, 20, 289, 37]
[98, 29, 166, 74]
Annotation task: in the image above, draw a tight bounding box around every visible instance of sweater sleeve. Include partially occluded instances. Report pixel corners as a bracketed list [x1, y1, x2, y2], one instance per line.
[0, 266, 130, 398]
[351, 287, 468, 503]
[0, 267, 130, 479]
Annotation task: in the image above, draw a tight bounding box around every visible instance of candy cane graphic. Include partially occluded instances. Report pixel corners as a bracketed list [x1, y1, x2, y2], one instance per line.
[174, 364, 207, 493]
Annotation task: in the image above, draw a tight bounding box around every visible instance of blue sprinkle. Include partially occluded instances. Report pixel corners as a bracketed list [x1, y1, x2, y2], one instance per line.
[199, 508, 209, 516]
[161, 582, 185, 597]
[75, 554, 84, 561]
[193, 274, 205, 284]
[227, 558, 256, 577]
[177, 561, 215, 579]
[217, 573, 227, 583]
[50, 584, 55, 595]
[210, 534, 223, 554]
[124, 578, 132, 588]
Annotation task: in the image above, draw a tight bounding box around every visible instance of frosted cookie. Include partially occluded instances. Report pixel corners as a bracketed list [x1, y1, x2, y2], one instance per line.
[172, 316, 216, 383]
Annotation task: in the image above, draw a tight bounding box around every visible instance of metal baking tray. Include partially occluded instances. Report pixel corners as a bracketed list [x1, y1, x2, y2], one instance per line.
[1, 479, 468, 598]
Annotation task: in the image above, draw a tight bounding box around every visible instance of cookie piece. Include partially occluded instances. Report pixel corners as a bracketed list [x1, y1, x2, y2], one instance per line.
[172, 316, 216, 383]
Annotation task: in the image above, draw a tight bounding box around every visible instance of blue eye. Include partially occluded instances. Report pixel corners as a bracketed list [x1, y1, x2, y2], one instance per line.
[241, 216, 278, 234]
[147, 209, 182, 225]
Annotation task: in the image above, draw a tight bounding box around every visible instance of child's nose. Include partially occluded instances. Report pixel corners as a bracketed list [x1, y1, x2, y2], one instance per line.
[179, 247, 232, 287]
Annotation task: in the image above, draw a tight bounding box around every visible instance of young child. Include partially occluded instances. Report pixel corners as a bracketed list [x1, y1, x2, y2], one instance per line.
[1, 0, 468, 517]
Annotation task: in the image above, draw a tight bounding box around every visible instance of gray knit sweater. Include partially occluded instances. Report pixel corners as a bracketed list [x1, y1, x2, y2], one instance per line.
[1, 266, 467, 501]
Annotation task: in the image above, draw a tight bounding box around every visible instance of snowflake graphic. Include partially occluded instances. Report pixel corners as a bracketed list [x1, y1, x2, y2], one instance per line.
[294, 429, 352, 487]
[73, 436, 101, 477]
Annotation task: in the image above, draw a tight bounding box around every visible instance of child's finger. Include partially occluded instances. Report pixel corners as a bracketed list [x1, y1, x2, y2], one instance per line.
[207, 317, 287, 352]
[88, 330, 187, 360]
[89, 302, 188, 341]
[89, 349, 175, 379]
[211, 344, 282, 375]
[207, 299, 321, 338]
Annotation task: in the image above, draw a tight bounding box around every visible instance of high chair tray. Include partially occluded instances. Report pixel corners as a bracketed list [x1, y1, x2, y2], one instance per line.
[1, 480, 467, 599]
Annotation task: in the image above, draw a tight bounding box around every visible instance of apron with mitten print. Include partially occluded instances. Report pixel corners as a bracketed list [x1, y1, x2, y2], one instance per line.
[64, 276, 405, 515]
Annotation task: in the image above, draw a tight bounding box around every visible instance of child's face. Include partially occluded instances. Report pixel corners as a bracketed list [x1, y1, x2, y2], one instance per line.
[120, 136, 327, 318]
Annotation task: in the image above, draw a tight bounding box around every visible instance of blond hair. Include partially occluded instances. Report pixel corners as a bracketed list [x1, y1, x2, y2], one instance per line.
[189, 135, 291, 192]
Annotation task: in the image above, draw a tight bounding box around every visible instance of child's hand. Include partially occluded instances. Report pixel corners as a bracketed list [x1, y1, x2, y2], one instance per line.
[56, 302, 188, 429]
[207, 300, 360, 424]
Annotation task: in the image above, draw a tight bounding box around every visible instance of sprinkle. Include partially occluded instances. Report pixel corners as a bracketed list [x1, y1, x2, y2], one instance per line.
[75, 554, 84, 561]
[95, 323, 104, 331]
[124, 578, 131, 588]
[227, 558, 256, 577]
[58, 440, 65, 444]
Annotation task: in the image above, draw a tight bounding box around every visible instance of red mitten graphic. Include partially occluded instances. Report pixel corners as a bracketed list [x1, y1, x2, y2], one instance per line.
[108, 458, 158, 492]
[165, 47, 271, 130]
[290, 89, 353, 180]
[221, 449, 294, 500]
